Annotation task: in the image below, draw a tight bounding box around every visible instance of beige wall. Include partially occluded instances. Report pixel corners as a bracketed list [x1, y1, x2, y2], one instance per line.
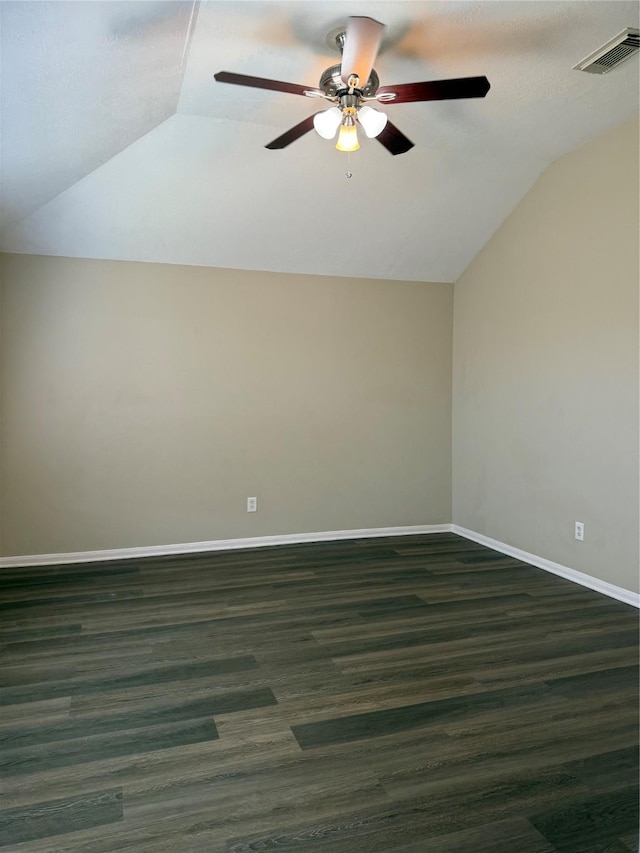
[453, 117, 639, 593]
[2, 120, 638, 597]
[0, 256, 453, 555]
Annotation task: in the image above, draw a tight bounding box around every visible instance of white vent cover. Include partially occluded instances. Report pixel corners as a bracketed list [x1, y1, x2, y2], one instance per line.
[574, 27, 639, 74]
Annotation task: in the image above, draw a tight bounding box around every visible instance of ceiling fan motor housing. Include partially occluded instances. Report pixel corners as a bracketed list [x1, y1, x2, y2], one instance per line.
[319, 64, 380, 99]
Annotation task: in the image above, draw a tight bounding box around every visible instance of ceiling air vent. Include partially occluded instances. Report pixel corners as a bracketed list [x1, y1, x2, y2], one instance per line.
[574, 27, 639, 74]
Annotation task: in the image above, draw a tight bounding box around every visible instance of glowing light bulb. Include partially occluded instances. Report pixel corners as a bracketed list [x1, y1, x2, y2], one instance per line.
[336, 120, 360, 152]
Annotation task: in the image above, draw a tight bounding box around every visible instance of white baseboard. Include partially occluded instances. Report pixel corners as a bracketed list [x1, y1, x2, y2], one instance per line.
[452, 524, 640, 608]
[0, 524, 453, 568]
[3, 523, 637, 609]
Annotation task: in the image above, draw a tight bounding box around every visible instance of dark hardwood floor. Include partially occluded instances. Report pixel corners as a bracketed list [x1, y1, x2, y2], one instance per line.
[0, 532, 638, 851]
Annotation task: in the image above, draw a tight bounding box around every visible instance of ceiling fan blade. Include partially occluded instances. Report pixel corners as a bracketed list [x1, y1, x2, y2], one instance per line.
[376, 120, 414, 156]
[377, 76, 490, 104]
[214, 71, 317, 98]
[340, 16, 385, 86]
[265, 114, 318, 149]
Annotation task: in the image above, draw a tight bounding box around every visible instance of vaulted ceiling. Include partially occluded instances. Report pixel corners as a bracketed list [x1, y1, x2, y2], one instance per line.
[1, 1, 638, 282]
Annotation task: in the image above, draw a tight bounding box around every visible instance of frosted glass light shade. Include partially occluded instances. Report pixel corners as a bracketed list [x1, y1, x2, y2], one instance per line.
[357, 105, 388, 138]
[336, 122, 360, 152]
[313, 107, 342, 139]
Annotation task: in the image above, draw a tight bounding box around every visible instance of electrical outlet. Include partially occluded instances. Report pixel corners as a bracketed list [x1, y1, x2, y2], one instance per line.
[575, 521, 584, 541]
[247, 497, 257, 513]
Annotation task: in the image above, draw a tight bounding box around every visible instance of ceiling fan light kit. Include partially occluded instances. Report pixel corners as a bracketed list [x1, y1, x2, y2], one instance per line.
[213, 16, 490, 157]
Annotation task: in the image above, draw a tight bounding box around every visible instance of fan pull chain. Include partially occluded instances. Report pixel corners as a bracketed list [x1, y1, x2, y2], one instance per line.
[345, 151, 353, 179]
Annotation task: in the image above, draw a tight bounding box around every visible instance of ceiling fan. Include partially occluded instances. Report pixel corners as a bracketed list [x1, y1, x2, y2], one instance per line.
[214, 16, 490, 156]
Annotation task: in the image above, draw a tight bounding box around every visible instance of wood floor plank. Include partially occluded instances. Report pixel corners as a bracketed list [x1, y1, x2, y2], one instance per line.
[560, 746, 639, 794]
[0, 654, 260, 705]
[0, 532, 637, 851]
[1, 687, 277, 751]
[290, 682, 560, 749]
[0, 716, 220, 777]
[385, 816, 558, 852]
[545, 665, 639, 698]
[217, 770, 586, 853]
[0, 697, 70, 728]
[0, 787, 123, 846]
[529, 786, 640, 852]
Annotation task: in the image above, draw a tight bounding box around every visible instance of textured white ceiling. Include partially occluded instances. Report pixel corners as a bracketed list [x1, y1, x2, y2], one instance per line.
[1, 0, 638, 282]
[0, 1, 192, 228]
